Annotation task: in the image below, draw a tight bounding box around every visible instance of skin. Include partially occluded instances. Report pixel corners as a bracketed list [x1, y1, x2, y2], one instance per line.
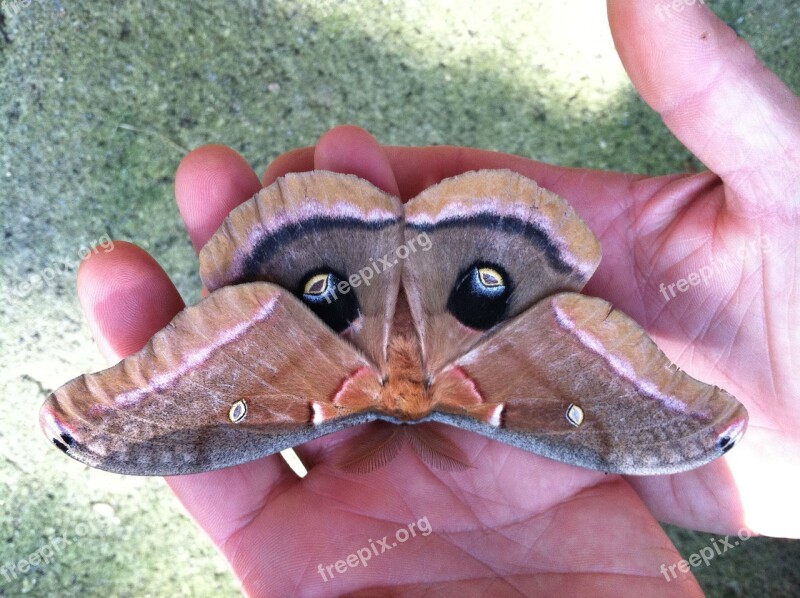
[74, 1, 798, 595]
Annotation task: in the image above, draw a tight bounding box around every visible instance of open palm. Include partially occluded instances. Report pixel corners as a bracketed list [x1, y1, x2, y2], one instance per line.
[74, 1, 798, 595]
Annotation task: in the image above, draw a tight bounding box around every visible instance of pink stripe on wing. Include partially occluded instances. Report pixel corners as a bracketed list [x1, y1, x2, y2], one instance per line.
[114, 296, 279, 408]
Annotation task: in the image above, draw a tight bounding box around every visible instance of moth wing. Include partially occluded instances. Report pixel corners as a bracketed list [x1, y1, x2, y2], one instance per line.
[429, 293, 748, 475]
[402, 170, 601, 376]
[40, 283, 382, 475]
[199, 171, 404, 372]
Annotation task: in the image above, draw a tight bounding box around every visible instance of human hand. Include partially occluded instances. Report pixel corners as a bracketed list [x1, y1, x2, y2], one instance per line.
[76, 129, 705, 595]
[247, 0, 800, 541]
[386, 0, 797, 541]
[71, 0, 798, 594]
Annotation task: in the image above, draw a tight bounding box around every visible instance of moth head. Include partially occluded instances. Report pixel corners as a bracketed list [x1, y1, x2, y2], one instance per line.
[447, 262, 513, 330]
[297, 268, 361, 333]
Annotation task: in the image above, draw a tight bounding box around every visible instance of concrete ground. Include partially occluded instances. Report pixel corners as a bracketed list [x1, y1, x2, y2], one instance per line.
[1, 0, 799, 596]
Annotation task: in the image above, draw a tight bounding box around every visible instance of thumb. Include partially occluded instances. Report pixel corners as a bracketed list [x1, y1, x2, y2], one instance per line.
[608, 0, 800, 216]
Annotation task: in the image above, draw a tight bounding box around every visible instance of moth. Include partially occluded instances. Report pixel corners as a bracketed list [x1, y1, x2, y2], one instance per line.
[40, 170, 747, 476]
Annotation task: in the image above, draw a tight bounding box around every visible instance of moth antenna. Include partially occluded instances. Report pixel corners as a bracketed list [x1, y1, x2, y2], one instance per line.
[335, 422, 407, 473]
[407, 424, 471, 471]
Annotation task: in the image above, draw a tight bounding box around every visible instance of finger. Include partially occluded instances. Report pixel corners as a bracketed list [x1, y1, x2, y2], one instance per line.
[608, 0, 800, 214]
[262, 126, 401, 195]
[175, 144, 262, 252]
[268, 140, 634, 208]
[314, 124, 401, 197]
[78, 241, 294, 545]
[384, 145, 574, 201]
[624, 460, 748, 535]
[383, 144, 637, 200]
[262, 146, 314, 186]
[77, 241, 185, 361]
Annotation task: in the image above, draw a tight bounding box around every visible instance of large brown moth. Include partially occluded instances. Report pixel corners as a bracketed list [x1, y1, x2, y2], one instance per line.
[40, 170, 747, 476]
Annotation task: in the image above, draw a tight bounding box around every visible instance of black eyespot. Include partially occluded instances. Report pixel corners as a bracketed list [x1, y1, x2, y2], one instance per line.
[718, 434, 737, 453]
[297, 268, 360, 333]
[447, 262, 512, 330]
[53, 431, 75, 453]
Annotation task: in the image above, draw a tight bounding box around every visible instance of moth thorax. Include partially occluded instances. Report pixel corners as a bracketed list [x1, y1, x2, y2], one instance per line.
[380, 334, 429, 421]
